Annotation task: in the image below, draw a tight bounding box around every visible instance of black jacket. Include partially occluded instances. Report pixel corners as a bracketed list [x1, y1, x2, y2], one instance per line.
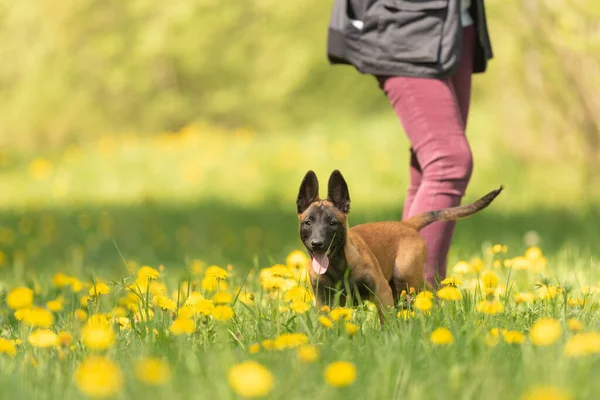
[327, 0, 493, 78]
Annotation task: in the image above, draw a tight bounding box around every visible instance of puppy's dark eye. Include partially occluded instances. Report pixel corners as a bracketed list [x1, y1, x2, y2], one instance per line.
[304, 220, 311, 226]
[329, 219, 337, 226]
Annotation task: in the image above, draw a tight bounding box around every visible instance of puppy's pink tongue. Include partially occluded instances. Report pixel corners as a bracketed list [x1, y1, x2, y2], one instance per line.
[311, 254, 329, 275]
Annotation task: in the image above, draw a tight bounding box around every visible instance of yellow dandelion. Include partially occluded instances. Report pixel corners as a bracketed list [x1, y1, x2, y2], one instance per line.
[205, 265, 228, 281]
[440, 277, 462, 287]
[319, 316, 334, 328]
[452, 261, 471, 274]
[436, 286, 462, 301]
[89, 282, 110, 296]
[430, 327, 454, 345]
[484, 328, 502, 347]
[286, 250, 309, 269]
[330, 307, 353, 321]
[297, 344, 319, 362]
[0, 338, 17, 356]
[22, 307, 54, 328]
[75, 356, 123, 398]
[481, 270, 499, 289]
[324, 361, 357, 387]
[345, 322, 360, 336]
[397, 310, 415, 320]
[134, 357, 172, 386]
[476, 300, 504, 315]
[74, 309, 88, 321]
[290, 300, 311, 314]
[238, 292, 256, 305]
[201, 276, 229, 292]
[58, 331, 72, 346]
[137, 266, 160, 282]
[319, 305, 331, 313]
[153, 295, 177, 311]
[228, 361, 274, 398]
[283, 286, 312, 303]
[28, 329, 59, 348]
[514, 292, 535, 304]
[529, 318, 562, 346]
[413, 296, 433, 313]
[249, 343, 261, 354]
[274, 333, 309, 350]
[261, 339, 274, 351]
[169, 318, 195, 336]
[82, 324, 115, 350]
[6, 287, 34, 310]
[212, 305, 235, 321]
[116, 317, 131, 330]
[491, 244, 504, 253]
[564, 332, 600, 357]
[212, 292, 233, 305]
[191, 298, 215, 316]
[46, 298, 63, 312]
[567, 319, 583, 332]
[536, 284, 560, 300]
[502, 330, 525, 344]
[80, 295, 91, 308]
[520, 386, 572, 400]
[52, 272, 72, 288]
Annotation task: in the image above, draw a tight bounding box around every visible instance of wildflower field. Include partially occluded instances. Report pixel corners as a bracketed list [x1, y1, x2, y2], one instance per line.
[1, 122, 600, 400]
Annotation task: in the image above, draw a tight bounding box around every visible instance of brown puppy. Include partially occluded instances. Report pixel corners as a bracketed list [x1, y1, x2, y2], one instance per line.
[296, 170, 502, 322]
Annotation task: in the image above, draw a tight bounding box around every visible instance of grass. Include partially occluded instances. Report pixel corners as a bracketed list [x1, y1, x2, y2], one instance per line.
[0, 112, 599, 399]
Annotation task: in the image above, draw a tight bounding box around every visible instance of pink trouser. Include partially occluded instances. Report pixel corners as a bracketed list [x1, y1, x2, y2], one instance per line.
[377, 26, 476, 288]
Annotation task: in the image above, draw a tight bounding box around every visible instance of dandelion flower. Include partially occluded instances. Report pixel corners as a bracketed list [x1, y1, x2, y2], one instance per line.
[520, 386, 572, 400]
[481, 270, 499, 289]
[297, 345, 319, 362]
[28, 329, 59, 348]
[437, 286, 462, 301]
[397, 310, 415, 320]
[283, 287, 312, 303]
[212, 305, 234, 321]
[319, 305, 331, 313]
[273, 333, 309, 350]
[476, 300, 504, 315]
[153, 295, 177, 311]
[74, 309, 88, 321]
[0, 338, 17, 356]
[324, 361, 357, 387]
[452, 261, 471, 274]
[249, 343, 261, 354]
[22, 307, 54, 328]
[514, 292, 535, 304]
[502, 330, 525, 344]
[212, 292, 233, 305]
[75, 356, 123, 398]
[82, 324, 115, 350]
[413, 296, 433, 313]
[345, 322, 360, 336]
[430, 328, 454, 345]
[228, 361, 274, 398]
[46, 298, 63, 312]
[238, 292, 256, 305]
[89, 282, 110, 296]
[440, 277, 462, 287]
[169, 318, 195, 336]
[329, 307, 353, 321]
[290, 300, 310, 314]
[286, 250, 309, 270]
[6, 287, 34, 310]
[319, 316, 334, 328]
[564, 332, 600, 357]
[567, 319, 583, 332]
[205, 266, 229, 281]
[191, 299, 214, 316]
[134, 357, 172, 386]
[137, 266, 160, 282]
[529, 318, 561, 346]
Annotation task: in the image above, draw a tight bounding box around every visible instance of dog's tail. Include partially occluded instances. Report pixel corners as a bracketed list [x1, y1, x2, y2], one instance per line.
[403, 186, 503, 232]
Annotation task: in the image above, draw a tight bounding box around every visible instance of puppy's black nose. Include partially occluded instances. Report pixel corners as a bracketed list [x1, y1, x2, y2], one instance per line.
[310, 240, 324, 249]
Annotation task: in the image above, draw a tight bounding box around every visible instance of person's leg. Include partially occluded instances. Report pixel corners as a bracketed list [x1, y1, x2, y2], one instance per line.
[376, 27, 476, 287]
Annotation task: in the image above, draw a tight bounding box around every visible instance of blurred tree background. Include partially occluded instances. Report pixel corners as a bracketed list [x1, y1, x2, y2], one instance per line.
[0, 0, 599, 275]
[0, 0, 597, 171]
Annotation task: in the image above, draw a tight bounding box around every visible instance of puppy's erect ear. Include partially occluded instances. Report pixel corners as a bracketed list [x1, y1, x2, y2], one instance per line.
[327, 170, 350, 213]
[296, 170, 319, 214]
